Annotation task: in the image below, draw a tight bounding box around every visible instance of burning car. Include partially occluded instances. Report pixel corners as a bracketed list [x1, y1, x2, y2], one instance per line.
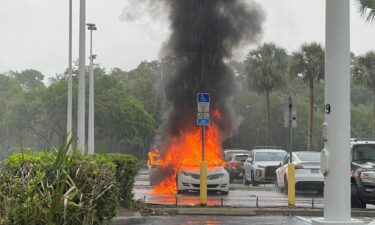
[177, 166, 229, 195]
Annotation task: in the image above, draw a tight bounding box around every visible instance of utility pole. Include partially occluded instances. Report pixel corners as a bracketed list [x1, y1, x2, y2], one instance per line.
[312, 0, 362, 224]
[67, 0, 73, 151]
[87, 23, 97, 154]
[77, 0, 86, 151]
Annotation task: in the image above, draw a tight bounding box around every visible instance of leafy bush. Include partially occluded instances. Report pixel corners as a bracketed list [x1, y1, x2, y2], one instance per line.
[0, 144, 119, 225]
[104, 153, 138, 208]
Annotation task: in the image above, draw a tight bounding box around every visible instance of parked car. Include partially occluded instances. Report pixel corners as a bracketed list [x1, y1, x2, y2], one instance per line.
[226, 153, 249, 182]
[223, 149, 251, 162]
[350, 138, 375, 208]
[275, 151, 323, 194]
[176, 166, 230, 195]
[243, 147, 287, 186]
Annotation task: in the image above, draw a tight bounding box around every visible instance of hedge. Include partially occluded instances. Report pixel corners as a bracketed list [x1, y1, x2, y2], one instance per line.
[0, 145, 138, 225]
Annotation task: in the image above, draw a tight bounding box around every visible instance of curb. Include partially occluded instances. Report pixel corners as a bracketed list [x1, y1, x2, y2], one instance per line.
[148, 207, 375, 217]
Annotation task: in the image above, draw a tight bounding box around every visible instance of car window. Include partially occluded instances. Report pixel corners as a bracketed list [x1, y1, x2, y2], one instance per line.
[283, 156, 289, 165]
[234, 155, 249, 162]
[295, 152, 320, 162]
[255, 152, 287, 162]
[352, 144, 375, 161]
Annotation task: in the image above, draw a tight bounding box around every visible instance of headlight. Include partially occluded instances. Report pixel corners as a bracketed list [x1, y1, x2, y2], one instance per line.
[360, 171, 375, 180]
[207, 173, 226, 180]
[182, 172, 191, 177]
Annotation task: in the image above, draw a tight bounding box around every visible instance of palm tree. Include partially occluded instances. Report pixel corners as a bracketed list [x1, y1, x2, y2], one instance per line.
[353, 51, 375, 138]
[290, 42, 324, 151]
[357, 0, 375, 22]
[246, 43, 288, 145]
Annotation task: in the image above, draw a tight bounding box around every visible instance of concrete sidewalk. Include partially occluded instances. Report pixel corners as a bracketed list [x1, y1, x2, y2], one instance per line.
[112, 207, 375, 225]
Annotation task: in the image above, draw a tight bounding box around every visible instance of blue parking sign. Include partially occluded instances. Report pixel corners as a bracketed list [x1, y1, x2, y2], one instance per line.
[197, 93, 210, 103]
[197, 118, 210, 126]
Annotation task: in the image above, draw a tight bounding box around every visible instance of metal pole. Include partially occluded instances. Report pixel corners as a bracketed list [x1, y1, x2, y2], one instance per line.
[67, 0, 73, 151]
[88, 27, 95, 154]
[202, 125, 205, 162]
[313, 0, 361, 224]
[77, 0, 86, 151]
[289, 94, 293, 163]
[200, 125, 207, 205]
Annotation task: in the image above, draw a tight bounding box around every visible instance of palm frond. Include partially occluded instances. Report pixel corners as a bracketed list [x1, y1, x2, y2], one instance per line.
[357, 0, 375, 23]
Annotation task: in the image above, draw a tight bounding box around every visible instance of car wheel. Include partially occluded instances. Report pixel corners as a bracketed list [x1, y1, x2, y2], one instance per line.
[284, 176, 288, 194]
[351, 184, 366, 208]
[275, 178, 283, 193]
[251, 172, 258, 187]
[243, 172, 250, 186]
[221, 191, 229, 195]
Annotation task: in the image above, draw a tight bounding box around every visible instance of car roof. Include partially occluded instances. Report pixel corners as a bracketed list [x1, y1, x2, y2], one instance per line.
[224, 149, 250, 153]
[351, 138, 375, 145]
[252, 149, 286, 153]
[232, 153, 249, 157]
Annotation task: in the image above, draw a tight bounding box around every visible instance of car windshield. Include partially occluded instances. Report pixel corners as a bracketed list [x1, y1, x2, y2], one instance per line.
[295, 152, 320, 162]
[255, 152, 286, 161]
[234, 155, 248, 162]
[353, 144, 375, 161]
[225, 151, 249, 161]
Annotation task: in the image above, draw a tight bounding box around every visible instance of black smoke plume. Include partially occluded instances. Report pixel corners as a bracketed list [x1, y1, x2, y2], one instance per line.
[159, 0, 264, 153]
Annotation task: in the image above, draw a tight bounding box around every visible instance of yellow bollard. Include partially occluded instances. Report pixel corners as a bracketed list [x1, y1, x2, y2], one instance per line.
[200, 161, 207, 205]
[288, 163, 295, 207]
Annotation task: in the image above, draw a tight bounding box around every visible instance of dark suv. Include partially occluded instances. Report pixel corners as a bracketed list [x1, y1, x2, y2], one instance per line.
[351, 138, 375, 208]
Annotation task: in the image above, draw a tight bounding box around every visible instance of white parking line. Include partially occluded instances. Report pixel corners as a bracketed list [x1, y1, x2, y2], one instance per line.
[295, 216, 312, 223]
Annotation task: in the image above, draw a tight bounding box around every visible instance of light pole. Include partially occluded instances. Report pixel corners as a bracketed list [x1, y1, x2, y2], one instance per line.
[87, 23, 97, 154]
[77, 0, 86, 151]
[67, 0, 73, 150]
[312, 0, 362, 224]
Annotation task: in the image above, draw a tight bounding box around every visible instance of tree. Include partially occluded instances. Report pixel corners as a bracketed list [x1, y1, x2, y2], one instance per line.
[246, 43, 288, 145]
[357, 0, 375, 22]
[9, 69, 45, 91]
[290, 42, 324, 150]
[353, 51, 375, 138]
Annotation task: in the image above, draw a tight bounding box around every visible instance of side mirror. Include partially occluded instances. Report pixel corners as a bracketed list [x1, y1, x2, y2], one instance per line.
[279, 162, 282, 167]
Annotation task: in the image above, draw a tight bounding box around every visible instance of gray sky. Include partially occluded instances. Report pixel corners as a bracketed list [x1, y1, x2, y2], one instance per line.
[0, 0, 374, 80]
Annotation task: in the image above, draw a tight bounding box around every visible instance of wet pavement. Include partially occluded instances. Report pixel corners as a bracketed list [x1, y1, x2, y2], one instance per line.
[131, 216, 311, 225]
[134, 169, 324, 208]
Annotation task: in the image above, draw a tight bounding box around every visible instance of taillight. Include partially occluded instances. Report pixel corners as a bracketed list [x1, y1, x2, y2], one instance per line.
[230, 161, 236, 168]
[295, 165, 304, 169]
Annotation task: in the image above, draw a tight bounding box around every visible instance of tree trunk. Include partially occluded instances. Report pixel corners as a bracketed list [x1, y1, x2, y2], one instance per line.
[307, 79, 314, 151]
[265, 90, 270, 145]
[373, 89, 375, 138]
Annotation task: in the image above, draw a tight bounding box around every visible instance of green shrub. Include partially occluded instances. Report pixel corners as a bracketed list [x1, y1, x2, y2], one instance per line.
[104, 153, 138, 208]
[0, 145, 119, 225]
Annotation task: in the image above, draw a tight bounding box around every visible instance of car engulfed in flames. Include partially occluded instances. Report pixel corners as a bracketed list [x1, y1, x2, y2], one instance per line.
[148, 114, 227, 195]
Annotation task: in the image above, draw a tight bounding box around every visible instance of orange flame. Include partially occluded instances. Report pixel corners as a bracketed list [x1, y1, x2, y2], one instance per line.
[149, 109, 225, 194]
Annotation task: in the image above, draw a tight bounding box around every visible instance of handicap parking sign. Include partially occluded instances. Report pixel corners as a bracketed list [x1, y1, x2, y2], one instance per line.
[197, 93, 210, 103]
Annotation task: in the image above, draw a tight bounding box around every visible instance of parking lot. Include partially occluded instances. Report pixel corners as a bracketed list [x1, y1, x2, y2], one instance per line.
[134, 169, 324, 208]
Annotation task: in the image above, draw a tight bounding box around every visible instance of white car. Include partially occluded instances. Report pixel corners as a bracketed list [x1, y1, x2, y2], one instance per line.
[177, 166, 230, 195]
[275, 151, 324, 194]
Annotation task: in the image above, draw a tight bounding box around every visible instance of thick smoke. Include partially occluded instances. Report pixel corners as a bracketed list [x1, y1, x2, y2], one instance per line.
[159, 0, 264, 152]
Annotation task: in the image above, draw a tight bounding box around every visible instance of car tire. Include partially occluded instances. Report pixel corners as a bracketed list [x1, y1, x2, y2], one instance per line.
[284, 176, 288, 194]
[243, 172, 250, 186]
[221, 191, 229, 196]
[351, 184, 366, 208]
[251, 171, 258, 187]
[275, 178, 283, 193]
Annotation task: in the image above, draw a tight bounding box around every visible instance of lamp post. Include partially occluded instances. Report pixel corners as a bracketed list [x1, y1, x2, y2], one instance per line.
[77, 0, 86, 151]
[67, 0, 73, 150]
[312, 0, 362, 224]
[87, 23, 97, 154]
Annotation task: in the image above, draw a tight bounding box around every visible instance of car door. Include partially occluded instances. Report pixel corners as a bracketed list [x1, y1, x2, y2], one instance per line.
[277, 155, 289, 187]
[244, 152, 253, 178]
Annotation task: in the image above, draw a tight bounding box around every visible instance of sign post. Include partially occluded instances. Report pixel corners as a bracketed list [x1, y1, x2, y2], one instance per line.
[284, 94, 297, 207]
[197, 93, 210, 206]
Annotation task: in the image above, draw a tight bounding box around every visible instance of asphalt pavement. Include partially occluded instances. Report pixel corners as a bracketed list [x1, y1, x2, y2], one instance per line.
[134, 169, 324, 208]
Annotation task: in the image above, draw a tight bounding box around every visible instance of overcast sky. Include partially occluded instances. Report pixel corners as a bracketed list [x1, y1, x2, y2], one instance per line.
[0, 0, 374, 80]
